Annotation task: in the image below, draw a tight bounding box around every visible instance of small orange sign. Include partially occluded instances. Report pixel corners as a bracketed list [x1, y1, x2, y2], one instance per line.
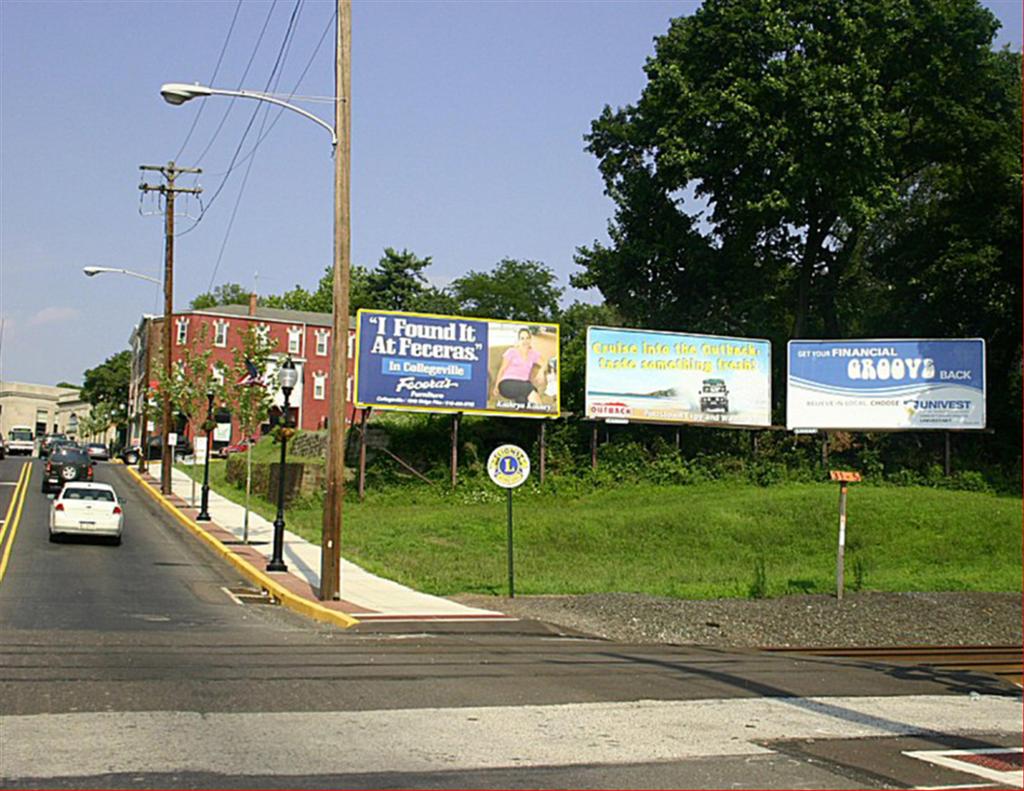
[829, 470, 862, 482]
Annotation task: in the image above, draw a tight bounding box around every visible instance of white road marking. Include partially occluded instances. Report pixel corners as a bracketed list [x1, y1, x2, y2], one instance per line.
[1, 694, 1019, 780]
[906, 748, 1023, 789]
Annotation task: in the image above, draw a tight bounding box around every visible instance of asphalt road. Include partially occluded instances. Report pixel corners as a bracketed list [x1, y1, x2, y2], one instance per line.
[0, 456, 1019, 789]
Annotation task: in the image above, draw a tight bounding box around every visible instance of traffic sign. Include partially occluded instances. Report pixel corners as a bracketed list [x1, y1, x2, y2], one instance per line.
[487, 444, 531, 489]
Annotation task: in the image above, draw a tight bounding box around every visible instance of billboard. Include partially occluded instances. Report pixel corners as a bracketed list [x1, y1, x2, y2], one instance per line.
[585, 326, 772, 427]
[787, 339, 985, 430]
[354, 309, 559, 418]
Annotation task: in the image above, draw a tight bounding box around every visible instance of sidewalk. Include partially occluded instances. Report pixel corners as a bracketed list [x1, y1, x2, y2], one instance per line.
[137, 462, 508, 625]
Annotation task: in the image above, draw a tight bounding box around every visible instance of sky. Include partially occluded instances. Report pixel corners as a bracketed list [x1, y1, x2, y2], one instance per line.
[1, 0, 1020, 387]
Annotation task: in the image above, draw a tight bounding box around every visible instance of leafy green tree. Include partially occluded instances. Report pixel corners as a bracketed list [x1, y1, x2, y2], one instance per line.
[80, 351, 131, 433]
[190, 283, 252, 310]
[449, 259, 563, 321]
[157, 325, 224, 502]
[224, 326, 279, 540]
[557, 301, 622, 415]
[576, 0, 1013, 343]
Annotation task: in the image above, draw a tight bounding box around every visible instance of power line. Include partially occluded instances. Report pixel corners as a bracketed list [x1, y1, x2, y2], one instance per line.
[203, 8, 336, 179]
[205, 0, 313, 290]
[192, 0, 280, 167]
[174, 0, 243, 162]
[177, 0, 303, 241]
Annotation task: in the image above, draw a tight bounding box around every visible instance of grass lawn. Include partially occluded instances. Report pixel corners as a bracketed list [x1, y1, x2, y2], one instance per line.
[178, 461, 1022, 600]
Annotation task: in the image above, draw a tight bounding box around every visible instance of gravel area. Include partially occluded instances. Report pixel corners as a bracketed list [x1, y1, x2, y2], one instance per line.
[450, 591, 1022, 648]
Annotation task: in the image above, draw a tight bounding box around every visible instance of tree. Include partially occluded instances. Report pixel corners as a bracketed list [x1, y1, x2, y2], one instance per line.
[190, 283, 252, 310]
[449, 259, 563, 321]
[224, 325, 279, 541]
[157, 325, 224, 504]
[557, 301, 622, 415]
[80, 351, 131, 433]
[576, 0, 1013, 343]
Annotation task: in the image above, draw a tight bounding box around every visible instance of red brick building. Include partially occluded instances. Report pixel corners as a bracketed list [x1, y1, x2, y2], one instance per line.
[128, 298, 356, 451]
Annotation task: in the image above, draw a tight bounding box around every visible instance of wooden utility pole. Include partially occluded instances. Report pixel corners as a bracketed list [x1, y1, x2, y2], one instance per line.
[140, 162, 201, 495]
[321, 0, 351, 601]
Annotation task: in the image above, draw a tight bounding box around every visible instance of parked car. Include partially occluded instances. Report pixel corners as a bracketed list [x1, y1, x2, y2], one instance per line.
[0, 437, 6, 459]
[120, 435, 193, 464]
[41, 447, 94, 494]
[218, 438, 257, 458]
[6, 426, 35, 456]
[39, 433, 69, 458]
[85, 443, 110, 461]
[49, 482, 123, 544]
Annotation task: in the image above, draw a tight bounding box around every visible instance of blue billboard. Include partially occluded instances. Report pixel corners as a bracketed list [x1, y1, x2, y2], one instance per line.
[787, 339, 985, 430]
[354, 309, 560, 418]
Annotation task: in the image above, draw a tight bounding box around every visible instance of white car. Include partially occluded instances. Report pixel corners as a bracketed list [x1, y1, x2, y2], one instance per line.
[49, 482, 123, 544]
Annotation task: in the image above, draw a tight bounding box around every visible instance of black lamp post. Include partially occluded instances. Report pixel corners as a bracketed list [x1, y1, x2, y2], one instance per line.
[267, 357, 298, 572]
[196, 386, 215, 522]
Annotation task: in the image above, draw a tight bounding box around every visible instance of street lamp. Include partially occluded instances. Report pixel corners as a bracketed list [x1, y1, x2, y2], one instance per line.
[196, 385, 215, 522]
[162, 5, 350, 600]
[82, 266, 161, 285]
[267, 357, 298, 573]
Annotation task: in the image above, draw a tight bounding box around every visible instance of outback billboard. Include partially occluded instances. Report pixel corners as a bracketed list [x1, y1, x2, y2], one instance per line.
[354, 309, 559, 418]
[787, 339, 986, 430]
[585, 326, 772, 427]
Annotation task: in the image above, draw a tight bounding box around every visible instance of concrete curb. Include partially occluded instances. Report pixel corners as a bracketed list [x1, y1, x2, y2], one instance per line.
[124, 465, 359, 629]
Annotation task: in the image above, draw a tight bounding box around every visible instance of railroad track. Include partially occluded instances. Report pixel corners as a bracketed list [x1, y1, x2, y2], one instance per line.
[764, 645, 1022, 687]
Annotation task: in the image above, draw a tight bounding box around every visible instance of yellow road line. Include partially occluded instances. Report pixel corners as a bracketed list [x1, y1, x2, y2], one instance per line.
[0, 462, 29, 546]
[123, 466, 359, 629]
[0, 463, 32, 583]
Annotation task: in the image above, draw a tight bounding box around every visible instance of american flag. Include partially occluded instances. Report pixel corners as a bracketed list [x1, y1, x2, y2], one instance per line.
[236, 359, 266, 387]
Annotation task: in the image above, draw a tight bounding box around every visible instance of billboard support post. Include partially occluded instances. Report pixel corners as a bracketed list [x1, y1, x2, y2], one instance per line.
[821, 432, 830, 469]
[675, 428, 680, 450]
[539, 421, 546, 485]
[591, 424, 598, 470]
[450, 413, 461, 489]
[357, 408, 369, 501]
[944, 432, 952, 476]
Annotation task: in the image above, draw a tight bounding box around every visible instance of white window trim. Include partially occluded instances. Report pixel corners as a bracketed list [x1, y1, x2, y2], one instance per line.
[287, 326, 303, 355]
[211, 365, 225, 387]
[175, 318, 189, 346]
[313, 373, 326, 400]
[214, 320, 229, 348]
[315, 329, 329, 356]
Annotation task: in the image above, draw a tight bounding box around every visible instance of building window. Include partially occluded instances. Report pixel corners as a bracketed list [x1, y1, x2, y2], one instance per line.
[214, 320, 229, 347]
[211, 365, 225, 387]
[347, 332, 355, 358]
[313, 373, 326, 400]
[315, 330, 329, 356]
[255, 323, 270, 343]
[175, 318, 189, 345]
[288, 326, 302, 355]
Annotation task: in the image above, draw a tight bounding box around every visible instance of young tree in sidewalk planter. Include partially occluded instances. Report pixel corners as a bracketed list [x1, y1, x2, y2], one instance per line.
[157, 324, 224, 507]
[224, 325, 279, 542]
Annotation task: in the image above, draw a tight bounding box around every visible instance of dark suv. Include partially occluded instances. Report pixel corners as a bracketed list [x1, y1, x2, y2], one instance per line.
[42, 447, 94, 494]
[39, 433, 69, 458]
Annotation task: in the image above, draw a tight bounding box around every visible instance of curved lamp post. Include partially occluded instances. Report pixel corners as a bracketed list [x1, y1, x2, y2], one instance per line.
[196, 386, 215, 522]
[82, 266, 160, 285]
[159, 84, 337, 146]
[267, 358, 298, 573]
[161, 43, 351, 601]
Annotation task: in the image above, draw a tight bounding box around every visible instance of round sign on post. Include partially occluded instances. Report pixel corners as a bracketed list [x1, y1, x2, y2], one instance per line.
[487, 444, 531, 489]
[487, 444, 530, 599]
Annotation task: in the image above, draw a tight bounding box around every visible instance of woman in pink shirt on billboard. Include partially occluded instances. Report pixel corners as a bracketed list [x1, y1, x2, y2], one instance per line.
[492, 327, 544, 406]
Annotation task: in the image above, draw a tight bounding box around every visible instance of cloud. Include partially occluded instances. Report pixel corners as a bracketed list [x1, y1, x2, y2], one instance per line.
[27, 307, 82, 327]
